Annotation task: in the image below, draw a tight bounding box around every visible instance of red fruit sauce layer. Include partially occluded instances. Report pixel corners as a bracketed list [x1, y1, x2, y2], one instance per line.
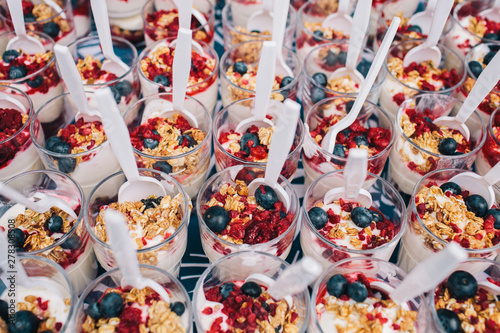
[0, 108, 31, 169]
[482, 112, 500, 168]
[145, 9, 212, 43]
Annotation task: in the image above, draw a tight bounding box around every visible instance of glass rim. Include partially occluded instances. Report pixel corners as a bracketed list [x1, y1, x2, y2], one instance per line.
[303, 169, 407, 254]
[0, 0, 71, 24]
[297, 1, 350, 43]
[452, 0, 500, 42]
[0, 86, 34, 145]
[465, 42, 500, 94]
[489, 107, 500, 148]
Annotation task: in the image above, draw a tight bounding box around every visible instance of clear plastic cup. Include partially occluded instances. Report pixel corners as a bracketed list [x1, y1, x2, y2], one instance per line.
[300, 41, 385, 114]
[193, 251, 310, 333]
[84, 169, 190, 277]
[221, 0, 296, 50]
[220, 40, 301, 108]
[213, 98, 304, 180]
[72, 0, 91, 38]
[108, 12, 145, 45]
[476, 107, 500, 187]
[0, 170, 96, 295]
[397, 168, 500, 273]
[30, 92, 121, 198]
[301, 170, 406, 269]
[310, 257, 427, 333]
[196, 165, 299, 263]
[388, 94, 486, 195]
[302, 97, 394, 188]
[124, 92, 212, 199]
[73, 264, 192, 333]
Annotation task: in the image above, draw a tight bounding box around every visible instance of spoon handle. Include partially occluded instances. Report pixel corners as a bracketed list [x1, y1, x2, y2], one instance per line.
[483, 161, 500, 187]
[172, 28, 192, 112]
[495, 0, 500, 8]
[263, 0, 272, 13]
[0, 181, 45, 214]
[178, 0, 193, 30]
[272, 0, 289, 53]
[426, 0, 438, 11]
[91, 0, 116, 61]
[345, 0, 371, 71]
[344, 148, 368, 199]
[337, 0, 349, 13]
[254, 41, 277, 121]
[6, 0, 27, 37]
[425, 0, 453, 48]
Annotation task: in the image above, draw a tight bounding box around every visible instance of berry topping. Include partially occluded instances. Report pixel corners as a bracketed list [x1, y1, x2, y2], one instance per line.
[436, 308, 461, 333]
[351, 207, 372, 228]
[60, 234, 82, 250]
[9, 66, 27, 79]
[109, 86, 121, 104]
[219, 282, 236, 300]
[0, 299, 7, 322]
[333, 144, 346, 157]
[239, 132, 259, 154]
[439, 182, 462, 195]
[313, 30, 324, 41]
[346, 281, 368, 302]
[438, 137, 457, 155]
[356, 59, 371, 77]
[326, 274, 348, 297]
[8, 228, 25, 248]
[484, 33, 499, 41]
[58, 158, 77, 173]
[8, 310, 39, 333]
[27, 75, 44, 88]
[312, 72, 328, 86]
[255, 185, 278, 210]
[100, 292, 124, 318]
[464, 194, 488, 218]
[153, 161, 173, 174]
[337, 51, 347, 65]
[308, 207, 328, 230]
[353, 134, 369, 147]
[371, 211, 383, 223]
[468, 60, 483, 77]
[311, 86, 326, 104]
[141, 196, 162, 210]
[486, 209, 500, 229]
[178, 134, 196, 148]
[170, 302, 185, 316]
[240, 281, 262, 298]
[47, 139, 71, 155]
[407, 25, 422, 34]
[47, 215, 63, 233]
[280, 76, 294, 88]
[2, 49, 20, 63]
[24, 13, 36, 22]
[88, 302, 102, 320]
[143, 138, 159, 149]
[42, 21, 60, 38]
[153, 75, 170, 86]
[115, 80, 133, 96]
[233, 61, 248, 75]
[446, 270, 478, 300]
[324, 50, 337, 66]
[484, 51, 495, 65]
[203, 206, 231, 233]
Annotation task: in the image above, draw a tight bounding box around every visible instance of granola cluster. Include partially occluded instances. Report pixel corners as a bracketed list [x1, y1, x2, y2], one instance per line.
[12, 293, 71, 332]
[383, 15, 425, 39]
[21, 0, 72, 42]
[145, 9, 210, 43]
[219, 125, 275, 162]
[464, 16, 499, 39]
[326, 75, 360, 94]
[76, 55, 118, 84]
[57, 119, 107, 155]
[303, 22, 348, 40]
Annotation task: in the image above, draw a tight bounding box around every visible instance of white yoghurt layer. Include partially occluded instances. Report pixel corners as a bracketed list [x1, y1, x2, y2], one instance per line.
[106, 0, 148, 17]
[445, 16, 481, 57]
[388, 137, 426, 195]
[0, 132, 43, 182]
[73, 13, 91, 38]
[24, 84, 64, 123]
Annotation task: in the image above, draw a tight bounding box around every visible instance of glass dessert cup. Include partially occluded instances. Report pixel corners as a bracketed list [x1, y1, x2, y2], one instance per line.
[143, 0, 215, 47]
[301, 41, 385, 114]
[301, 170, 406, 270]
[124, 93, 212, 199]
[428, 259, 500, 332]
[0, 170, 97, 295]
[30, 92, 121, 198]
[0, 30, 63, 123]
[138, 37, 219, 115]
[388, 94, 486, 195]
[196, 165, 300, 263]
[108, 9, 145, 45]
[106, 0, 148, 20]
[310, 257, 427, 333]
[220, 40, 301, 108]
[446, 0, 500, 58]
[213, 98, 304, 180]
[0, 254, 77, 332]
[73, 264, 192, 333]
[67, 35, 140, 115]
[477, 107, 500, 187]
[221, 0, 296, 51]
[72, 0, 90, 38]
[397, 168, 500, 273]
[0, 86, 43, 182]
[193, 251, 310, 333]
[379, 40, 466, 121]
[302, 97, 394, 188]
[84, 169, 190, 277]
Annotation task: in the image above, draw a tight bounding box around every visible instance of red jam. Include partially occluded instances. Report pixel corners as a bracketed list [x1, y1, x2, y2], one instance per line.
[0, 108, 31, 169]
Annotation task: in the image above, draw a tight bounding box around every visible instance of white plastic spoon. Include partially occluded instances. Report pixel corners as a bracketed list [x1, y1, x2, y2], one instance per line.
[54, 45, 101, 123]
[234, 41, 277, 133]
[402, 0, 454, 67]
[433, 50, 500, 141]
[0, 181, 77, 219]
[91, 0, 130, 76]
[272, 0, 293, 77]
[322, 17, 400, 154]
[171, 0, 210, 35]
[322, 0, 352, 35]
[0, 92, 27, 114]
[96, 87, 167, 203]
[5, 0, 44, 54]
[35, 0, 66, 19]
[480, 0, 500, 23]
[247, 99, 300, 211]
[328, 0, 372, 86]
[407, 0, 437, 35]
[103, 209, 171, 302]
[247, 0, 273, 33]
[141, 28, 199, 127]
[169, 0, 204, 55]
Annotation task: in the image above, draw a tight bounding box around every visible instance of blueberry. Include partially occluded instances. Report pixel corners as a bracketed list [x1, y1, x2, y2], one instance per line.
[233, 61, 248, 75]
[326, 274, 348, 297]
[337, 51, 347, 65]
[279, 210, 287, 219]
[371, 210, 383, 223]
[2, 49, 20, 63]
[0, 299, 7, 322]
[351, 207, 372, 228]
[354, 135, 369, 147]
[407, 25, 422, 34]
[27, 75, 44, 88]
[47, 215, 63, 232]
[58, 157, 76, 173]
[324, 50, 337, 66]
[24, 13, 36, 23]
[308, 207, 328, 230]
[100, 292, 124, 318]
[332, 144, 346, 157]
[255, 185, 278, 210]
[170, 302, 185, 316]
[178, 134, 196, 147]
[464, 194, 488, 218]
[439, 182, 461, 195]
[424, 116, 433, 123]
[87, 302, 102, 320]
[8, 310, 39, 333]
[345, 100, 355, 112]
[446, 270, 478, 300]
[356, 60, 371, 77]
[153, 161, 173, 174]
[115, 80, 132, 96]
[490, 44, 500, 52]
[311, 86, 326, 104]
[42, 22, 61, 38]
[468, 60, 483, 78]
[45, 136, 62, 151]
[484, 51, 495, 65]
[219, 282, 236, 300]
[484, 33, 499, 41]
[143, 138, 159, 149]
[60, 234, 81, 250]
[438, 138, 457, 155]
[313, 30, 324, 41]
[153, 75, 170, 86]
[141, 198, 157, 210]
[9, 66, 27, 79]
[250, 29, 261, 33]
[49, 140, 71, 154]
[239, 132, 259, 154]
[8, 228, 25, 248]
[312, 72, 328, 87]
[485, 209, 500, 229]
[280, 76, 294, 88]
[109, 86, 121, 104]
[241, 281, 262, 297]
[203, 206, 230, 233]
[340, 128, 352, 138]
[346, 281, 368, 302]
[436, 308, 461, 333]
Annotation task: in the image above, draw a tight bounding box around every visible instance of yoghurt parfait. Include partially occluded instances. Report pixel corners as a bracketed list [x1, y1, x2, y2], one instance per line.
[398, 168, 500, 273]
[193, 251, 310, 333]
[476, 108, 500, 186]
[196, 166, 299, 263]
[108, 3, 146, 45]
[85, 169, 190, 277]
[303, 97, 394, 188]
[72, 0, 90, 38]
[138, 38, 219, 115]
[380, 40, 465, 120]
[301, 169, 406, 269]
[389, 94, 485, 195]
[0, 170, 97, 295]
